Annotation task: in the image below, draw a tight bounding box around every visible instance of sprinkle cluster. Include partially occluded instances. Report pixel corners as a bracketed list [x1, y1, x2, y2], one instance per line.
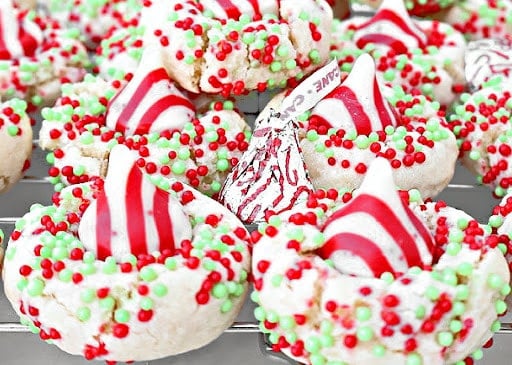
[448, 77, 512, 197]
[44, 0, 142, 49]
[446, 0, 512, 40]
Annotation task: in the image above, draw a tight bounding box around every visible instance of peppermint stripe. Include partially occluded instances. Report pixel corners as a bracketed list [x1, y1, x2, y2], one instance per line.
[373, 77, 397, 129]
[110, 68, 168, 131]
[323, 194, 426, 269]
[133, 94, 195, 135]
[126, 165, 147, 257]
[93, 164, 177, 259]
[95, 189, 112, 260]
[203, 0, 277, 20]
[107, 67, 195, 135]
[216, 0, 243, 19]
[356, 9, 426, 49]
[0, 11, 12, 60]
[0, 7, 40, 60]
[317, 232, 395, 276]
[333, 86, 372, 135]
[154, 188, 176, 253]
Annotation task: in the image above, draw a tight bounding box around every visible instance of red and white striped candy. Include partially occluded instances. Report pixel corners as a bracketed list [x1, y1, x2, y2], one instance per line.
[0, 1, 42, 60]
[79, 145, 192, 261]
[200, 0, 279, 20]
[106, 46, 195, 136]
[353, 0, 427, 54]
[316, 158, 434, 278]
[309, 53, 398, 135]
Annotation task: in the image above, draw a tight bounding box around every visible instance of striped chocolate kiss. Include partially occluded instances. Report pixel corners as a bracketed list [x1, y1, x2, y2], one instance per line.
[219, 109, 313, 224]
[106, 45, 195, 136]
[0, 1, 42, 60]
[201, 0, 279, 20]
[353, 0, 427, 54]
[308, 53, 399, 135]
[316, 158, 434, 278]
[78, 145, 192, 261]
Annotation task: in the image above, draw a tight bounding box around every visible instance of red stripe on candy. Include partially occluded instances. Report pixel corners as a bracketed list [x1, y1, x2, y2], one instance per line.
[216, 0, 242, 20]
[126, 165, 148, 257]
[247, 0, 262, 16]
[95, 190, 113, 260]
[109, 68, 170, 133]
[330, 86, 373, 135]
[18, 23, 38, 57]
[133, 94, 195, 135]
[0, 11, 12, 60]
[323, 194, 424, 269]
[153, 188, 176, 254]
[357, 9, 425, 48]
[316, 232, 395, 277]
[373, 77, 395, 129]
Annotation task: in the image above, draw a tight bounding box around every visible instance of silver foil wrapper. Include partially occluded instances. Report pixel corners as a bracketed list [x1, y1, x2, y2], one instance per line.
[219, 109, 314, 224]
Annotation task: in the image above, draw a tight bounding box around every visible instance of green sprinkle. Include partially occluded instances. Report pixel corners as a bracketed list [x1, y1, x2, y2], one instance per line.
[495, 299, 507, 314]
[491, 319, 501, 332]
[373, 344, 386, 357]
[17, 278, 28, 291]
[437, 331, 453, 346]
[446, 242, 461, 256]
[153, 283, 168, 297]
[450, 320, 463, 333]
[114, 309, 130, 323]
[171, 160, 186, 175]
[451, 301, 465, 316]
[221, 300, 233, 313]
[406, 353, 422, 365]
[77, 307, 91, 322]
[140, 297, 154, 310]
[305, 336, 321, 353]
[425, 286, 440, 300]
[356, 326, 373, 341]
[380, 272, 395, 284]
[271, 274, 283, 287]
[58, 269, 72, 282]
[356, 306, 372, 321]
[217, 159, 229, 172]
[212, 283, 228, 299]
[456, 262, 472, 276]
[80, 288, 95, 303]
[27, 278, 45, 297]
[7, 125, 19, 136]
[310, 354, 326, 365]
[100, 297, 115, 311]
[489, 215, 504, 228]
[472, 349, 483, 360]
[455, 285, 469, 300]
[140, 266, 158, 282]
[415, 305, 426, 319]
[487, 273, 504, 289]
